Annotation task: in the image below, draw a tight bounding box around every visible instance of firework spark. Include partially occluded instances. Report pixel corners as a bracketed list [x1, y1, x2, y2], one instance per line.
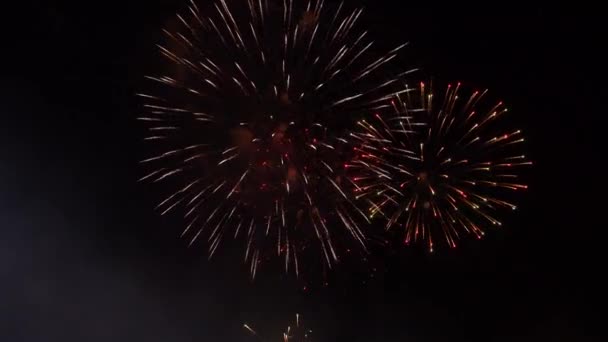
[244, 314, 312, 341]
[349, 81, 531, 251]
[138, 0, 414, 277]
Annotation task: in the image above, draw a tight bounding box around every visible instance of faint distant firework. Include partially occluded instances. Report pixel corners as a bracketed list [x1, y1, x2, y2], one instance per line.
[244, 314, 312, 341]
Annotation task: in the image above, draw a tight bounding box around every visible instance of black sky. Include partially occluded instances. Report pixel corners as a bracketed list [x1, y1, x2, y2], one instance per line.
[3, 1, 605, 341]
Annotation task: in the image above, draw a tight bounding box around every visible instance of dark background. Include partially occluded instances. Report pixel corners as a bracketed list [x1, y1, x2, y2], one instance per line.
[3, 1, 604, 341]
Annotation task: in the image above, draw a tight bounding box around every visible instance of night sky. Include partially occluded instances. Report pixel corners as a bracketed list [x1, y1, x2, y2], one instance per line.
[3, 1, 604, 341]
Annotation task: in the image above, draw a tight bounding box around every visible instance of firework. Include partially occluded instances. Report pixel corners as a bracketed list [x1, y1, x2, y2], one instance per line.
[244, 314, 312, 341]
[137, 0, 414, 277]
[348, 81, 531, 251]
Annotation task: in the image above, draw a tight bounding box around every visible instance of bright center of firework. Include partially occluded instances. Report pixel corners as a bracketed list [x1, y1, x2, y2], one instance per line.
[418, 172, 429, 183]
[222, 92, 332, 216]
[415, 172, 434, 209]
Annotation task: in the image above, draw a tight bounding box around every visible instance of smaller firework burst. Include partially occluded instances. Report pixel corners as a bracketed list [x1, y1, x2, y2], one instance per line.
[244, 314, 312, 341]
[348, 81, 532, 251]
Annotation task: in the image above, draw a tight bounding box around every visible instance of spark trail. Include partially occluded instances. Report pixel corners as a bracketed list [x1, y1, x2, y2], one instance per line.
[244, 314, 312, 341]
